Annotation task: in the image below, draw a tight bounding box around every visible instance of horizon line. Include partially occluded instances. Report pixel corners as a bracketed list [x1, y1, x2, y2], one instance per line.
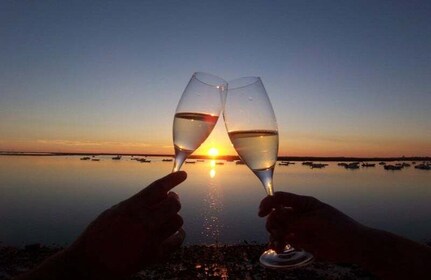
[1, 151, 430, 161]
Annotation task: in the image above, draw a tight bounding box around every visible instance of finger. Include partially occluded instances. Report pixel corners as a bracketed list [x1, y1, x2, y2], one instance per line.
[157, 214, 184, 241]
[164, 227, 186, 248]
[131, 192, 181, 227]
[259, 192, 320, 217]
[135, 171, 187, 205]
[266, 209, 297, 252]
[265, 207, 293, 233]
[157, 228, 185, 261]
[269, 233, 295, 253]
[161, 228, 185, 251]
[151, 192, 181, 215]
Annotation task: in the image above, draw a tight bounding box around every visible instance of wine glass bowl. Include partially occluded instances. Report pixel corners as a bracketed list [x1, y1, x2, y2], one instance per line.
[172, 72, 227, 172]
[224, 76, 314, 269]
[224, 77, 278, 195]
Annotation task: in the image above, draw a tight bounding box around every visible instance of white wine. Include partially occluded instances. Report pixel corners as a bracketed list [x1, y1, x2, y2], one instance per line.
[173, 112, 219, 153]
[228, 130, 279, 171]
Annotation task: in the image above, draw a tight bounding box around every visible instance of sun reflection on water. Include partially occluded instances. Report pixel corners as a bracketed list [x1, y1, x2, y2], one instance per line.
[210, 168, 216, 178]
[201, 161, 224, 245]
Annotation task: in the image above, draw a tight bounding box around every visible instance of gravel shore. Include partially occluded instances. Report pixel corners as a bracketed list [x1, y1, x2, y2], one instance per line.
[0, 243, 376, 280]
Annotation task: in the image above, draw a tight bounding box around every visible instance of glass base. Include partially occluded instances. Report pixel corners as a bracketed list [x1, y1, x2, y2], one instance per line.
[259, 245, 314, 269]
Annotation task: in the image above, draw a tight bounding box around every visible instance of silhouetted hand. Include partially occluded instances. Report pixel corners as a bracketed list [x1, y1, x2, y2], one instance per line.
[258, 191, 431, 280]
[16, 171, 187, 280]
[259, 191, 364, 262]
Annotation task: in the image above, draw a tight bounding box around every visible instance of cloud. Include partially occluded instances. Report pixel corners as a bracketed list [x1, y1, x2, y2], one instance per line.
[36, 139, 151, 147]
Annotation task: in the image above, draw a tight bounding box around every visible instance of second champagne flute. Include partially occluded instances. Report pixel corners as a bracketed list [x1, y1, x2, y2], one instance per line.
[172, 72, 227, 172]
[224, 76, 314, 269]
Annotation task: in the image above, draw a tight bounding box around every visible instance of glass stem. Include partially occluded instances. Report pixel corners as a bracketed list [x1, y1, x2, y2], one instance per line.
[263, 178, 274, 196]
[172, 149, 188, 172]
[254, 167, 274, 196]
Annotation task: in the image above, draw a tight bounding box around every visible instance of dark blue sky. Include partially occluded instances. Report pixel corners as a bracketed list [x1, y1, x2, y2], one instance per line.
[1, 1, 430, 156]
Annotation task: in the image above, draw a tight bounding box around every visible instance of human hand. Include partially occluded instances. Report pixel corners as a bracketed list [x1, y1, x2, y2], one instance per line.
[258, 192, 367, 263]
[65, 171, 187, 279]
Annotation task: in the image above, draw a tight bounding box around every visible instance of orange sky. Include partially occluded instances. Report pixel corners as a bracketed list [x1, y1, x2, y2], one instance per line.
[1, 123, 429, 157]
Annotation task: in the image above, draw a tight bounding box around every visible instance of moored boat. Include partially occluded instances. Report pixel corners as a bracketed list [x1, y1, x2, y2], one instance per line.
[311, 163, 328, 168]
[415, 163, 430, 170]
[384, 164, 402, 170]
[345, 162, 360, 169]
[136, 158, 151, 163]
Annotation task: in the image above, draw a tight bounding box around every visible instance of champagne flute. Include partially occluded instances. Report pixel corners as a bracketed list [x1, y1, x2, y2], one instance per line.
[172, 72, 227, 172]
[224, 77, 314, 269]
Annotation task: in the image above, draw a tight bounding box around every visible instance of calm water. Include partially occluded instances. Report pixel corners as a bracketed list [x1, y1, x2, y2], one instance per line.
[0, 156, 430, 247]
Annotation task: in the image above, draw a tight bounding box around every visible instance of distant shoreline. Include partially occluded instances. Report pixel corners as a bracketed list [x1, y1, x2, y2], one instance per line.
[0, 151, 429, 162]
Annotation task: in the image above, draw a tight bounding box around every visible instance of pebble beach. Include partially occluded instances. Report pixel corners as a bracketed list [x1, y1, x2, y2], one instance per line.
[1, 244, 376, 280]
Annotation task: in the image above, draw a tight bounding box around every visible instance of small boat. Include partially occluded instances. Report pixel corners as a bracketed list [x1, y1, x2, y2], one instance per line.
[112, 155, 122, 160]
[91, 158, 101, 161]
[302, 161, 313, 166]
[80, 157, 91, 160]
[162, 158, 173, 162]
[338, 162, 348, 167]
[185, 161, 196, 164]
[345, 162, 360, 169]
[384, 165, 402, 170]
[278, 162, 289, 166]
[311, 163, 327, 169]
[379, 162, 386, 165]
[362, 163, 376, 167]
[235, 160, 245, 165]
[197, 159, 205, 162]
[394, 163, 410, 168]
[415, 163, 430, 170]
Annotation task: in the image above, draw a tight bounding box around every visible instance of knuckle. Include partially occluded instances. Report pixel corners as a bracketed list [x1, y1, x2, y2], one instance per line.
[168, 191, 179, 199]
[174, 199, 181, 211]
[166, 195, 181, 212]
[174, 214, 184, 227]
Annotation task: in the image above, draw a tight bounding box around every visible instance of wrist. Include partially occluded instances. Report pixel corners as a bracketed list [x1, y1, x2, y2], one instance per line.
[348, 226, 431, 279]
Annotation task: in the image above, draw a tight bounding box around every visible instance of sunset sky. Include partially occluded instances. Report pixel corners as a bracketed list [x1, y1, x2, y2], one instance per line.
[1, 1, 430, 157]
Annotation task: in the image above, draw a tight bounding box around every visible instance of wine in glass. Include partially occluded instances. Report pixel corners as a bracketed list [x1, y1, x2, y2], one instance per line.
[172, 72, 227, 172]
[224, 77, 314, 269]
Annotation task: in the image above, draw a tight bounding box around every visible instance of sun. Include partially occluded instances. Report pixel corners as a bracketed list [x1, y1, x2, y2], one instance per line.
[208, 147, 219, 157]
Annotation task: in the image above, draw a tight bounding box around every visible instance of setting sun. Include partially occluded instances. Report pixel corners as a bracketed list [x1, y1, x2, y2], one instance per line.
[208, 147, 219, 157]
